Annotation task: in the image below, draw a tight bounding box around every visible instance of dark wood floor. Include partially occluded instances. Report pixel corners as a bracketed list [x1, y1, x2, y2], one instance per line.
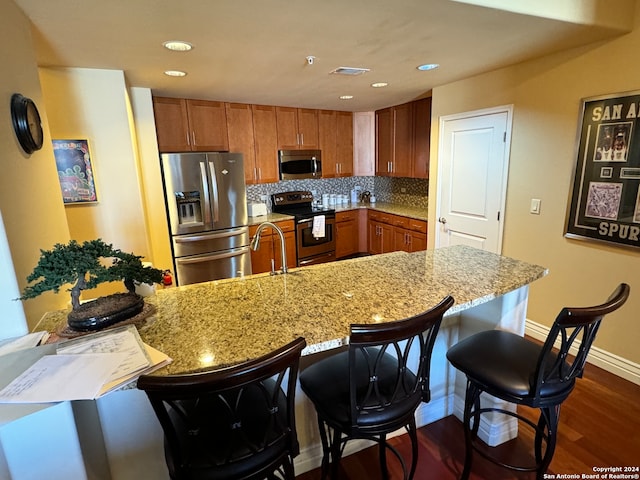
[296, 362, 640, 479]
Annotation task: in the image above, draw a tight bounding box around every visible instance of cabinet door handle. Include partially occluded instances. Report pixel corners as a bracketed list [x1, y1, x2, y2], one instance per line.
[300, 133, 304, 145]
[191, 131, 197, 146]
[186, 132, 191, 146]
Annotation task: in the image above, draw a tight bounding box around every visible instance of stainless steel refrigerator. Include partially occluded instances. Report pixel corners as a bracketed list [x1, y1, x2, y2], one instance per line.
[160, 152, 251, 286]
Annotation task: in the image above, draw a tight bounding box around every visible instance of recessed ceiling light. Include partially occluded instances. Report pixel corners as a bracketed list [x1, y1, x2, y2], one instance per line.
[339, 95, 354, 100]
[417, 63, 439, 71]
[163, 41, 193, 52]
[164, 70, 187, 77]
[371, 82, 388, 88]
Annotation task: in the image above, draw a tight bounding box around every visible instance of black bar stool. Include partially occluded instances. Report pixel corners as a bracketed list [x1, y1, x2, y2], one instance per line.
[138, 337, 306, 480]
[300, 296, 455, 479]
[447, 283, 629, 480]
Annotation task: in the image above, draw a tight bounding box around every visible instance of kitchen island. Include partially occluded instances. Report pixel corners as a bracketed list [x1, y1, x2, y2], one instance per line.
[14, 245, 546, 480]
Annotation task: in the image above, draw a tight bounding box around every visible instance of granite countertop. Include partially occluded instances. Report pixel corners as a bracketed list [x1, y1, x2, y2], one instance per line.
[36, 245, 546, 376]
[247, 202, 428, 225]
[336, 202, 428, 222]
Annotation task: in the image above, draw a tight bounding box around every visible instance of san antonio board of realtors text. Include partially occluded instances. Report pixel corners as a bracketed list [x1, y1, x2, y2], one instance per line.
[565, 90, 640, 250]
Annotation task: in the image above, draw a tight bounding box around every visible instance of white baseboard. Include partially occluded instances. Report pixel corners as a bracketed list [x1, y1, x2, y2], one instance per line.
[525, 319, 640, 386]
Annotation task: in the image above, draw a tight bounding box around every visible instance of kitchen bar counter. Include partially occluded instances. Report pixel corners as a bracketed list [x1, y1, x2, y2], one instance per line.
[145, 245, 545, 374]
[39, 245, 545, 375]
[27, 245, 546, 480]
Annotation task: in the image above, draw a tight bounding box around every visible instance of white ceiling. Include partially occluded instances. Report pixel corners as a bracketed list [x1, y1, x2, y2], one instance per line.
[14, 0, 637, 112]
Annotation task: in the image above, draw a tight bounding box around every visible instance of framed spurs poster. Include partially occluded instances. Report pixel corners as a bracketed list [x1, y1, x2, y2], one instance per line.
[565, 90, 640, 250]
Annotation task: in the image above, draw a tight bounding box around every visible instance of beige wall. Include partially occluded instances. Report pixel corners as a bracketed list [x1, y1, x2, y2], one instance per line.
[129, 87, 173, 274]
[39, 68, 153, 300]
[0, 0, 70, 332]
[429, 23, 640, 363]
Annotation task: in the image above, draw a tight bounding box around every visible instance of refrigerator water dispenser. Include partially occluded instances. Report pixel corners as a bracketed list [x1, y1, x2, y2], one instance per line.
[175, 191, 202, 226]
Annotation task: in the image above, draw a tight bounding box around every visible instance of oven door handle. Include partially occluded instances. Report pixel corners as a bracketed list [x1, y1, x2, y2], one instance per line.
[298, 216, 335, 225]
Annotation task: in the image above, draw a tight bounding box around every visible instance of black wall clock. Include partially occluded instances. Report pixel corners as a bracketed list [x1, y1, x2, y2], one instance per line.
[11, 93, 44, 154]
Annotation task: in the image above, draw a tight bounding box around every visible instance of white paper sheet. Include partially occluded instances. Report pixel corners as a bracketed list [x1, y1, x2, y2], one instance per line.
[98, 343, 172, 397]
[0, 353, 127, 403]
[56, 325, 150, 383]
[0, 332, 49, 357]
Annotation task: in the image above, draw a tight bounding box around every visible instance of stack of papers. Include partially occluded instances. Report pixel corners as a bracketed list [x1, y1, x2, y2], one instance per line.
[0, 325, 171, 403]
[0, 331, 49, 357]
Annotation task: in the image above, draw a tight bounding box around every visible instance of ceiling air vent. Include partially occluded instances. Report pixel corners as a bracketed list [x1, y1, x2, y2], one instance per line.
[330, 66, 370, 76]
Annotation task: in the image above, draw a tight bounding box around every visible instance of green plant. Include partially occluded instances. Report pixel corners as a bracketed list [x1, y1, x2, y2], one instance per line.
[20, 239, 163, 309]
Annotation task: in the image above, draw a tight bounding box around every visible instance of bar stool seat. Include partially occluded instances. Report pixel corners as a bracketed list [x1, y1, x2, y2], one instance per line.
[447, 283, 629, 480]
[138, 337, 306, 480]
[300, 296, 455, 480]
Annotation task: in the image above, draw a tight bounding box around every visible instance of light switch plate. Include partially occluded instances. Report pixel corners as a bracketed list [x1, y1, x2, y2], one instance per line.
[530, 198, 541, 215]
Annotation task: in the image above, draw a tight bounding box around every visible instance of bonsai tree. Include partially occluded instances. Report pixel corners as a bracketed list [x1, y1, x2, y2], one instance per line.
[20, 239, 163, 309]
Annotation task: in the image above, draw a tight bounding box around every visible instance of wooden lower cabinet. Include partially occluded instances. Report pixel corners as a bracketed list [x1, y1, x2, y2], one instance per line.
[393, 228, 427, 252]
[368, 210, 427, 254]
[248, 220, 296, 273]
[335, 210, 359, 259]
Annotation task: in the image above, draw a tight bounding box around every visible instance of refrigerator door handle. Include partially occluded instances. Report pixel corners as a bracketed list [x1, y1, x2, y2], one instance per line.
[199, 161, 212, 225]
[175, 246, 251, 265]
[208, 161, 220, 223]
[174, 227, 249, 243]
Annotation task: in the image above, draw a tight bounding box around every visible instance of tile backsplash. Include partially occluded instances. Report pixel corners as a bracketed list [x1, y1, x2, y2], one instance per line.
[247, 176, 428, 209]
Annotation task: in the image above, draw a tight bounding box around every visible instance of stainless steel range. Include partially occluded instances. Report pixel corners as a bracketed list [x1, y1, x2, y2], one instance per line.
[271, 191, 336, 266]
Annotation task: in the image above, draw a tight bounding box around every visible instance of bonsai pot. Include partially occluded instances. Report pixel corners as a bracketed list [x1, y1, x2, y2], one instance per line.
[67, 292, 144, 332]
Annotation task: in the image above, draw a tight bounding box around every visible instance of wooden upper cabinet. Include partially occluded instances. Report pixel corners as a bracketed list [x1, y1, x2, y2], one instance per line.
[318, 110, 337, 177]
[251, 105, 280, 184]
[318, 110, 353, 178]
[153, 97, 191, 152]
[276, 107, 319, 149]
[375, 107, 393, 175]
[154, 97, 355, 180]
[375, 97, 432, 178]
[413, 97, 431, 179]
[187, 100, 229, 151]
[153, 97, 229, 152]
[336, 111, 354, 177]
[225, 103, 256, 185]
[393, 102, 413, 178]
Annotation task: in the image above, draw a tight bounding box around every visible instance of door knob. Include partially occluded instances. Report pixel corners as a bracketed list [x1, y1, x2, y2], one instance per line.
[438, 217, 447, 224]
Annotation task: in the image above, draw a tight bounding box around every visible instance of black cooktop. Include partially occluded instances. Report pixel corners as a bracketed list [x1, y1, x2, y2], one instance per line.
[271, 191, 335, 218]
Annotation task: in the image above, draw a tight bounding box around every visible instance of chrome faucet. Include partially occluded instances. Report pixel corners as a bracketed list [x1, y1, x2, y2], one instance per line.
[250, 222, 289, 275]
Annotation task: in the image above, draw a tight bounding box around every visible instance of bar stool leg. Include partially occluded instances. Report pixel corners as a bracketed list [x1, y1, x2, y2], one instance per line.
[379, 434, 389, 480]
[408, 418, 419, 480]
[535, 405, 560, 480]
[461, 381, 481, 480]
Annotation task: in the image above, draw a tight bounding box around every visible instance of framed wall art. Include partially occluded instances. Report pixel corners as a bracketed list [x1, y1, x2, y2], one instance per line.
[565, 90, 640, 250]
[52, 139, 98, 204]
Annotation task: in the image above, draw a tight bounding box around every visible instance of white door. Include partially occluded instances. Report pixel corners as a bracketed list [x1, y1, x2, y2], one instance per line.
[435, 106, 512, 253]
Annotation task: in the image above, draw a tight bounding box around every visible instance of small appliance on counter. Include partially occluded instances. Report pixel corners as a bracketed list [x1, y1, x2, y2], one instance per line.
[248, 202, 268, 217]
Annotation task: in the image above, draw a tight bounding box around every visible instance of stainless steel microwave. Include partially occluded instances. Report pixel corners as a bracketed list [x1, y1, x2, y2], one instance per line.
[278, 150, 322, 180]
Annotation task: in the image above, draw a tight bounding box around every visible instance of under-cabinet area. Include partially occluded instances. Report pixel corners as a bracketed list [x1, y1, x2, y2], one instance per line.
[249, 204, 428, 273]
